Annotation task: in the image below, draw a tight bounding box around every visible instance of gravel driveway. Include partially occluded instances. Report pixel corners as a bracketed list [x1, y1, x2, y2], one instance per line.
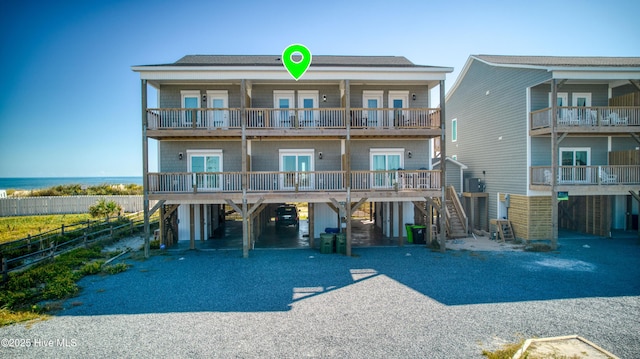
[1, 233, 639, 358]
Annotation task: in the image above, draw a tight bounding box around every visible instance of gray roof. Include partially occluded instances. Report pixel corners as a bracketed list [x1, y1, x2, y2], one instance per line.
[153, 55, 436, 68]
[474, 55, 640, 68]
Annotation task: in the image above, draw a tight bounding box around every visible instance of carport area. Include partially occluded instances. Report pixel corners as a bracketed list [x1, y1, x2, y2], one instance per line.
[167, 201, 425, 251]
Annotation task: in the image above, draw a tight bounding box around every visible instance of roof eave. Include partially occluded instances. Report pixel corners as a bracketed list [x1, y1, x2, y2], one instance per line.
[131, 65, 453, 82]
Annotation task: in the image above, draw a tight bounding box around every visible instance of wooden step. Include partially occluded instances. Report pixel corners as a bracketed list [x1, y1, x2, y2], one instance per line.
[495, 220, 515, 242]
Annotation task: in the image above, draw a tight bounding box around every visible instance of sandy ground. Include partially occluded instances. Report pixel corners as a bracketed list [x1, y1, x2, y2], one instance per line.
[103, 234, 526, 254]
[445, 235, 526, 252]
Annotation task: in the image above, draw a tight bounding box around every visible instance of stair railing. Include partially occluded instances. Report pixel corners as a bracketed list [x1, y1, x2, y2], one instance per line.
[446, 186, 468, 235]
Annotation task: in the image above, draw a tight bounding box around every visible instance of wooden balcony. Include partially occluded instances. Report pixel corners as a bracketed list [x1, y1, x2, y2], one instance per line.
[530, 106, 640, 136]
[148, 170, 441, 203]
[530, 165, 640, 194]
[146, 108, 440, 139]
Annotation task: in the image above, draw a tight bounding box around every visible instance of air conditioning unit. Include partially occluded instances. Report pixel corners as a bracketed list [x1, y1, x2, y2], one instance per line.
[465, 178, 481, 193]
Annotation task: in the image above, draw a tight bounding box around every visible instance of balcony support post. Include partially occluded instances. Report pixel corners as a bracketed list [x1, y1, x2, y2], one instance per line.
[345, 80, 352, 257]
[439, 80, 446, 252]
[308, 203, 315, 248]
[241, 79, 249, 258]
[551, 79, 559, 250]
[141, 79, 150, 258]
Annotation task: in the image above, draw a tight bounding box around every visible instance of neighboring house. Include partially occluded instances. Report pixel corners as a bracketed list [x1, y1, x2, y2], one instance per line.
[446, 55, 640, 243]
[132, 55, 453, 256]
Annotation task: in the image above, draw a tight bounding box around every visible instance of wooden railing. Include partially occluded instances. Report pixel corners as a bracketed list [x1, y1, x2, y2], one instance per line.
[148, 170, 441, 194]
[447, 185, 468, 234]
[531, 106, 640, 130]
[350, 170, 440, 191]
[530, 165, 640, 186]
[147, 108, 243, 129]
[147, 108, 440, 131]
[246, 108, 346, 129]
[350, 108, 440, 129]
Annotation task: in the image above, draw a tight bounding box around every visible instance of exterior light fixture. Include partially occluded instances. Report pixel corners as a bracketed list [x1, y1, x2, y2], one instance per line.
[318, 152, 323, 159]
[407, 151, 412, 158]
[412, 93, 416, 101]
[178, 152, 183, 160]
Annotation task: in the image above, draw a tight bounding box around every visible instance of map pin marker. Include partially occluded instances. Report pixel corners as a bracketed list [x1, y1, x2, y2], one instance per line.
[282, 44, 312, 81]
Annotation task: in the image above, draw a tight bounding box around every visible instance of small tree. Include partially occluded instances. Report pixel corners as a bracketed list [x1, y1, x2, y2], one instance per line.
[89, 199, 122, 222]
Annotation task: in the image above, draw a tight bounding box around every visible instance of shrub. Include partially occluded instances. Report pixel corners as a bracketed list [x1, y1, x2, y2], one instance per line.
[102, 263, 128, 274]
[150, 239, 160, 250]
[79, 260, 104, 275]
[41, 275, 79, 300]
[89, 199, 122, 221]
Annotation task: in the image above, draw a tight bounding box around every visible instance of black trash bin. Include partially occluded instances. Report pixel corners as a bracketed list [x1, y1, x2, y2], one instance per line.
[412, 225, 426, 244]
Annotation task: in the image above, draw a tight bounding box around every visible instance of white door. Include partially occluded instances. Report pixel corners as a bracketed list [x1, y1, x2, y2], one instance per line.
[559, 147, 590, 183]
[274, 91, 295, 128]
[363, 91, 383, 127]
[189, 150, 223, 191]
[181, 90, 201, 126]
[297, 90, 318, 127]
[280, 150, 314, 189]
[388, 91, 409, 127]
[572, 93, 593, 124]
[370, 150, 403, 188]
[207, 90, 229, 128]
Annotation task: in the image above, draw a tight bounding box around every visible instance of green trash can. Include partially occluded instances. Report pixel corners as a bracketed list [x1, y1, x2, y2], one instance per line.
[405, 223, 415, 243]
[320, 233, 335, 254]
[336, 233, 347, 254]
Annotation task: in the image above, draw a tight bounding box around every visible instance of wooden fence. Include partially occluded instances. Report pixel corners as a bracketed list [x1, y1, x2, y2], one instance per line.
[0, 213, 158, 281]
[0, 195, 145, 217]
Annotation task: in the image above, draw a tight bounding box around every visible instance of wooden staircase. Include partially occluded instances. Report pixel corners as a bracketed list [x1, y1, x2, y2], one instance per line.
[445, 186, 468, 238]
[495, 220, 515, 242]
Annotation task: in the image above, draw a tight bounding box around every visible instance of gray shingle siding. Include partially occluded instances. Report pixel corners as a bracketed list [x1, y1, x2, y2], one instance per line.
[159, 85, 242, 108]
[250, 140, 341, 171]
[530, 84, 609, 110]
[350, 140, 430, 171]
[612, 137, 640, 152]
[250, 85, 341, 108]
[159, 141, 242, 172]
[446, 58, 550, 220]
[349, 86, 430, 108]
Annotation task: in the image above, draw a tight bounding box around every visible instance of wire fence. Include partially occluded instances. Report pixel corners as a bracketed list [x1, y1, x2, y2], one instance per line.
[0, 212, 158, 282]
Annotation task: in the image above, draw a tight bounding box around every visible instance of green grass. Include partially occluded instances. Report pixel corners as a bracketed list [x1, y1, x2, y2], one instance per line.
[0, 214, 92, 244]
[482, 340, 525, 359]
[0, 245, 130, 327]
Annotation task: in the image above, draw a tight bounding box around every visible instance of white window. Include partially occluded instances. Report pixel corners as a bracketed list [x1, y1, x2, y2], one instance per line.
[279, 149, 314, 189]
[363, 90, 384, 127]
[370, 148, 404, 188]
[388, 91, 409, 127]
[188, 150, 223, 191]
[206, 90, 229, 128]
[451, 118, 458, 142]
[181, 90, 201, 125]
[297, 90, 319, 127]
[274, 90, 295, 127]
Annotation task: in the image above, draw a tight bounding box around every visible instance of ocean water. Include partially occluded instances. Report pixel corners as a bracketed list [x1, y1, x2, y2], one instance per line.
[0, 177, 143, 190]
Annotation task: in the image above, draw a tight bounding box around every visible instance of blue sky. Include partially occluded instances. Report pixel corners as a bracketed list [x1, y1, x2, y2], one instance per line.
[1, 0, 638, 177]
